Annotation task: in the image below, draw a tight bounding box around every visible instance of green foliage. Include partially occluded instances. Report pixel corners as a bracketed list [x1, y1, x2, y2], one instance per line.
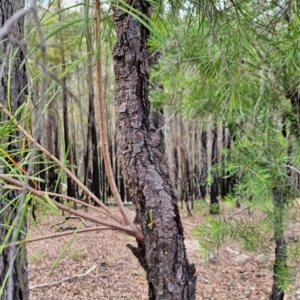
[192, 199, 210, 213]
[209, 203, 220, 214]
[69, 248, 87, 260]
[192, 215, 272, 255]
[28, 251, 43, 264]
[49, 225, 81, 275]
[147, 5, 300, 295]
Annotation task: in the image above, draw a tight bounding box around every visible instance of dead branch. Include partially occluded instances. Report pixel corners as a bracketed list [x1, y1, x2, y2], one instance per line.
[0, 7, 33, 41]
[94, 0, 135, 229]
[5, 226, 116, 248]
[52, 215, 88, 228]
[30, 265, 96, 290]
[0, 184, 117, 221]
[0, 174, 144, 241]
[0, 103, 114, 217]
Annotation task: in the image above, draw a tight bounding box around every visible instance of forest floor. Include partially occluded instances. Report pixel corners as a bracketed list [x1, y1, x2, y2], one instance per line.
[27, 202, 300, 300]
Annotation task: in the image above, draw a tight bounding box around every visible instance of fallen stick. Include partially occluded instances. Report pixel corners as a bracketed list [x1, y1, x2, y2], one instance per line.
[5, 226, 116, 248]
[52, 215, 89, 228]
[30, 265, 96, 290]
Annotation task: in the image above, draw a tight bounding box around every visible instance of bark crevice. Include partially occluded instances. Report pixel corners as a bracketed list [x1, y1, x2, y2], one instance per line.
[112, 1, 196, 299]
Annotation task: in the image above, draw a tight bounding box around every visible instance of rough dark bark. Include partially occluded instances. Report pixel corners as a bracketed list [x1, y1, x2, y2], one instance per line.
[58, 0, 76, 201]
[71, 132, 79, 203]
[210, 126, 220, 214]
[83, 26, 101, 202]
[200, 130, 208, 198]
[0, 0, 29, 299]
[286, 91, 300, 140]
[91, 120, 101, 199]
[62, 62, 76, 199]
[112, 1, 196, 299]
[46, 98, 59, 196]
[221, 125, 229, 198]
[100, 156, 107, 203]
[270, 187, 286, 300]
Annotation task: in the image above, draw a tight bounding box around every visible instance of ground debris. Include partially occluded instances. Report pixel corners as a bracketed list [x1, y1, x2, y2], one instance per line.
[27, 207, 283, 299]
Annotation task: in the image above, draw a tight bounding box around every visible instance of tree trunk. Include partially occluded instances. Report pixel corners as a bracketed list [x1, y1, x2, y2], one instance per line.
[200, 130, 208, 198]
[58, 0, 76, 200]
[83, 23, 101, 202]
[112, 2, 196, 299]
[91, 116, 101, 199]
[210, 125, 220, 214]
[0, 0, 29, 299]
[270, 187, 286, 300]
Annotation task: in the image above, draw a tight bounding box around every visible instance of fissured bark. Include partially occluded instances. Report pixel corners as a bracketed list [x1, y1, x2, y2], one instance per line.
[112, 1, 196, 299]
[0, 0, 29, 299]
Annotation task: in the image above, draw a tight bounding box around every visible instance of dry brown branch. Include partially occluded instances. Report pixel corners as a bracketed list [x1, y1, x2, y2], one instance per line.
[6, 226, 115, 248]
[0, 103, 113, 216]
[52, 215, 88, 228]
[0, 184, 118, 222]
[0, 174, 144, 241]
[94, 0, 134, 229]
[29, 265, 96, 290]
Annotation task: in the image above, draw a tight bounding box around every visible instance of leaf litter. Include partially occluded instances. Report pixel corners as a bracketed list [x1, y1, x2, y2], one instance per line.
[27, 206, 300, 299]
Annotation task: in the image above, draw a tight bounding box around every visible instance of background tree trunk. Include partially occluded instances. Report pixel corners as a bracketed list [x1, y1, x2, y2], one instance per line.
[210, 125, 220, 214]
[0, 0, 29, 299]
[112, 1, 196, 299]
[270, 187, 286, 300]
[83, 22, 101, 203]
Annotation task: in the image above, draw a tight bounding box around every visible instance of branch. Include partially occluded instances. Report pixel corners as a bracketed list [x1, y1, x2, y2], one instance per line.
[0, 103, 114, 217]
[5, 226, 115, 248]
[52, 215, 88, 228]
[284, 164, 300, 175]
[95, 0, 135, 229]
[1, 184, 117, 222]
[0, 174, 144, 241]
[0, 7, 33, 40]
[30, 265, 96, 290]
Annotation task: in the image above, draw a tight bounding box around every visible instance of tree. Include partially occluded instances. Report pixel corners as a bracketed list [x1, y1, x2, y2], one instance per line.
[0, 0, 29, 299]
[112, 1, 196, 298]
[83, 17, 101, 202]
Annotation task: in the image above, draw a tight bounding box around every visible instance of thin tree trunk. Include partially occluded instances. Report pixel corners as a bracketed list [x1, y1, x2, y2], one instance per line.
[58, 0, 76, 201]
[95, 0, 136, 230]
[0, 1, 29, 298]
[91, 115, 101, 199]
[173, 117, 179, 192]
[270, 187, 286, 300]
[200, 130, 208, 198]
[46, 97, 59, 195]
[210, 125, 220, 214]
[83, 22, 101, 202]
[112, 2, 196, 298]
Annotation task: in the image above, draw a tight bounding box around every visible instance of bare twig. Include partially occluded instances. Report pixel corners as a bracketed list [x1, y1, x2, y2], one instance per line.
[52, 215, 88, 228]
[30, 265, 96, 290]
[0, 103, 115, 217]
[95, 0, 135, 229]
[226, 206, 251, 219]
[0, 174, 144, 241]
[5, 226, 115, 248]
[0, 7, 33, 41]
[0, 184, 118, 221]
[284, 164, 300, 175]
